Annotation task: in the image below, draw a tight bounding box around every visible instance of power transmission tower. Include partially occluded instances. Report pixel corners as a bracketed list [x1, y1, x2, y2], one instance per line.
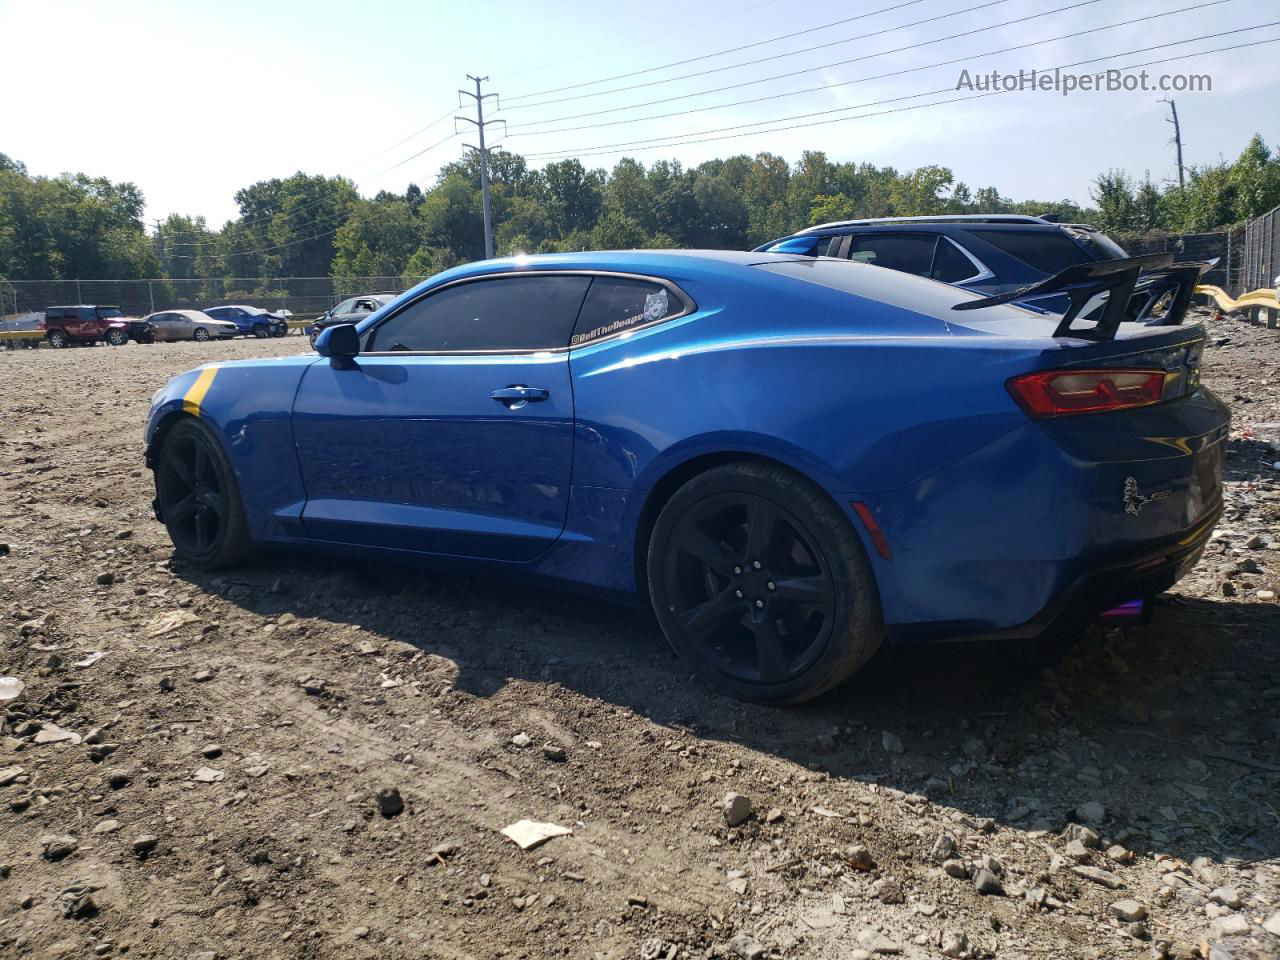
[456, 75, 506, 259]
[1160, 98, 1185, 190]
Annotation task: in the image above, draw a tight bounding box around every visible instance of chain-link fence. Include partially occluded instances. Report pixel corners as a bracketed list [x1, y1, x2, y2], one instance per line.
[1238, 204, 1279, 294]
[1122, 230, 1235, 289]
[4, 218, 1278, 323]
[0, 277, 429, 322]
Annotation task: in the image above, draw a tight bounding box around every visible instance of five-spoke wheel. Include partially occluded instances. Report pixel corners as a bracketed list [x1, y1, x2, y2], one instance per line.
[648, 462, 881, 704]
[156, 419, 250, 568]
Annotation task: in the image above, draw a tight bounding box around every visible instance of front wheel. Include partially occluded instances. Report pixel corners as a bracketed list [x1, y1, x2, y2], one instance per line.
[252, 324, 269, 339]
[47, 330, 68, 348]
[155, 418, 251, 569]
[105, 329, 128, 347]
[193, 327, 210, 342]
[647, 461, 882, 704]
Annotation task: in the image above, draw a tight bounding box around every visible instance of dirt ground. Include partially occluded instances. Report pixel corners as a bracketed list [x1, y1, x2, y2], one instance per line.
[1, 315, 1277, 960]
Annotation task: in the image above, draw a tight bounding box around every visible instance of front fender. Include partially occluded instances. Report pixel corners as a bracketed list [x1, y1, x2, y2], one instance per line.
[144, 357, 320, 539]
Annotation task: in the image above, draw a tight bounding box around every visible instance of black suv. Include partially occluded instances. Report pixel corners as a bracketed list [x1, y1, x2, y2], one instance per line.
[755, 215, 1130, 313]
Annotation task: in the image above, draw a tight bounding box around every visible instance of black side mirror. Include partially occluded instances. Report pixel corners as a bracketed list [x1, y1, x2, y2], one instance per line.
[315, 323, 360, 368]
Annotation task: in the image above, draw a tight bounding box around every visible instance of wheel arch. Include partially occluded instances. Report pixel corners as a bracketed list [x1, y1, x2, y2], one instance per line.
[632, 449, 857, 602]
[145, 409, 196, 469]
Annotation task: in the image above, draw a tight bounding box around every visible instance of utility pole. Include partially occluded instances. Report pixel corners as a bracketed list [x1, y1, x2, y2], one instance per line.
[456, 75, 505, 260]
[1161, 98, 1185, 189]
[153, 219, 166, 264]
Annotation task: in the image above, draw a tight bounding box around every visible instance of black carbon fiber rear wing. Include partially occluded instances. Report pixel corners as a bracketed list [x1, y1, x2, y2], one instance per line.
[951, 253, 1214, 340]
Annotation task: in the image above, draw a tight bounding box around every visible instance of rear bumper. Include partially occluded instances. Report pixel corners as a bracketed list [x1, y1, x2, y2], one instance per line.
[887, 501, 1220, 644]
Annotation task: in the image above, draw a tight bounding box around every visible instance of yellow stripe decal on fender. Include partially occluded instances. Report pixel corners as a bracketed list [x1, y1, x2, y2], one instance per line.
[182, 366, 219, 416]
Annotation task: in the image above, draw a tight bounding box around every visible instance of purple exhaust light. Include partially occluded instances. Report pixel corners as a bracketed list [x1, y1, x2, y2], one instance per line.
[1100, 598, 1146, 622]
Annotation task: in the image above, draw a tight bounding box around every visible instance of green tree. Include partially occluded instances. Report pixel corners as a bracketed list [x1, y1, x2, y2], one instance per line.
[331, 198, 425, 281]
[1090, 169, 1137, 235]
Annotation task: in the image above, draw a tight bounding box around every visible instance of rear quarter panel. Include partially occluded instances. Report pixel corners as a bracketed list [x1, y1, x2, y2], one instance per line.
[560, 264, 1037, 593]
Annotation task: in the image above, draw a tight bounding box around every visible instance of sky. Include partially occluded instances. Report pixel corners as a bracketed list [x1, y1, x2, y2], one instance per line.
[2, 0, 1278, 228]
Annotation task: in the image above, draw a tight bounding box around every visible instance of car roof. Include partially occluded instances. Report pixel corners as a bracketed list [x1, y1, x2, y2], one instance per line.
[797, 219, 1081, 239]
[801, 215, 1049, 233]
[391, 250, 819, 305]
[45, 304, 120, 310]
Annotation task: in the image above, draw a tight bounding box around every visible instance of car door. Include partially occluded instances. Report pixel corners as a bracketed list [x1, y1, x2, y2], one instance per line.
[290, 273, 591, 562]
[149, 314, 171, 341]
[176, 312, 201, 339]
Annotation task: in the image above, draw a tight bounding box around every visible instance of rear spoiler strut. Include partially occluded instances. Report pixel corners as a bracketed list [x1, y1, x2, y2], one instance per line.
[951, 253, 1215, 341]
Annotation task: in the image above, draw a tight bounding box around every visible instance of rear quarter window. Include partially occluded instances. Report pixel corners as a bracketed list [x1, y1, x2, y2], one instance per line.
[571, 277, 687, 346]
[967, 229, 1092, 274]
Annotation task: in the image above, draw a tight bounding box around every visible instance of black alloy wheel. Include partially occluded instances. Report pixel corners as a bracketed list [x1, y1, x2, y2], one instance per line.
[648, 461, 881, 704]
[155, 419, 250, 568]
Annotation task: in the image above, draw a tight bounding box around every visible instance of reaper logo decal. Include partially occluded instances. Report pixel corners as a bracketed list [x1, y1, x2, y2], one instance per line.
[1123, 477, 1171, 517]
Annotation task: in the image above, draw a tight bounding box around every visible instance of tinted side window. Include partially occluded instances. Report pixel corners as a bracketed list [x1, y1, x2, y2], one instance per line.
[931, 238, 980, 283]
[968, 229, 1092, 273]
[848, 234, 936, 276]
[369, 275, 590, 352]
[571, 277, 684, 346]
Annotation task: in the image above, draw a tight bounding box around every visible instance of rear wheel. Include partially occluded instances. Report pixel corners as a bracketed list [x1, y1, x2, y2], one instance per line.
[155, 418, 251, 569]
[647, 461, 882, 704]
[47, 329, 68, 349]
[193, 327, 210, 342]
[105, 329, 128, 347]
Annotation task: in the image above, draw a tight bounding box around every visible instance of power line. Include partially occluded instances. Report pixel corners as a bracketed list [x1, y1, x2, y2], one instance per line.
[506, 0, 790, 79]
[506, 4, 1252, 141]
[361, 107, 458, 166]
[515, 34, 1279, 162]
[504, 0, 930, 101]
[502, 0, 1110, 111]
[365, 130, 462, 182]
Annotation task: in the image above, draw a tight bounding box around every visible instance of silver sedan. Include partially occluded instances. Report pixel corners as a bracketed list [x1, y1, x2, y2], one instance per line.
[143, 310, 240, 343]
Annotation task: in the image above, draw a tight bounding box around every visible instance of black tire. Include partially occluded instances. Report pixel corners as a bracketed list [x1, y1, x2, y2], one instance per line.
[47, 329, 68, 349]
[308, 331, 318, 348]
[105, 329, 128, 347]
[252, 324, 269, 339]
[155, 418, 251, 569]
[193, 327, 210, 342]
[647, 461, 882, 705]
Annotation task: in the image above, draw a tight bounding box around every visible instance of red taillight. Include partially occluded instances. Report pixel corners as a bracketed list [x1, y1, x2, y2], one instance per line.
[1007, 369, 1168, 418]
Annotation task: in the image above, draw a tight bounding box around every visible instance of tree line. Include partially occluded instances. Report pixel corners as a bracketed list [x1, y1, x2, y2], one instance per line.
[2, 134, 1277, 298]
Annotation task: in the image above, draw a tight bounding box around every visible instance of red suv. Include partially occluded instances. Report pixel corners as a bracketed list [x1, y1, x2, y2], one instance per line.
[42, 305, 152, 347]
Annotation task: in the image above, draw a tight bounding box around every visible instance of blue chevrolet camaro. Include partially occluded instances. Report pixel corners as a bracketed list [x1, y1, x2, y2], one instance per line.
[145, 250, 1226, 703]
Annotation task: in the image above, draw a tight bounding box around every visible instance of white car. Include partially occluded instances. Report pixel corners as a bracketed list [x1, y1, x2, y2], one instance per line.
[143, 310, 240, 343]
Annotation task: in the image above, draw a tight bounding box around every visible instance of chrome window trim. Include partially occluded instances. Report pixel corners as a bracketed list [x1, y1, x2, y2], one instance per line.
[944, 237, 996, 285]
[360, 269, 697, 357]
